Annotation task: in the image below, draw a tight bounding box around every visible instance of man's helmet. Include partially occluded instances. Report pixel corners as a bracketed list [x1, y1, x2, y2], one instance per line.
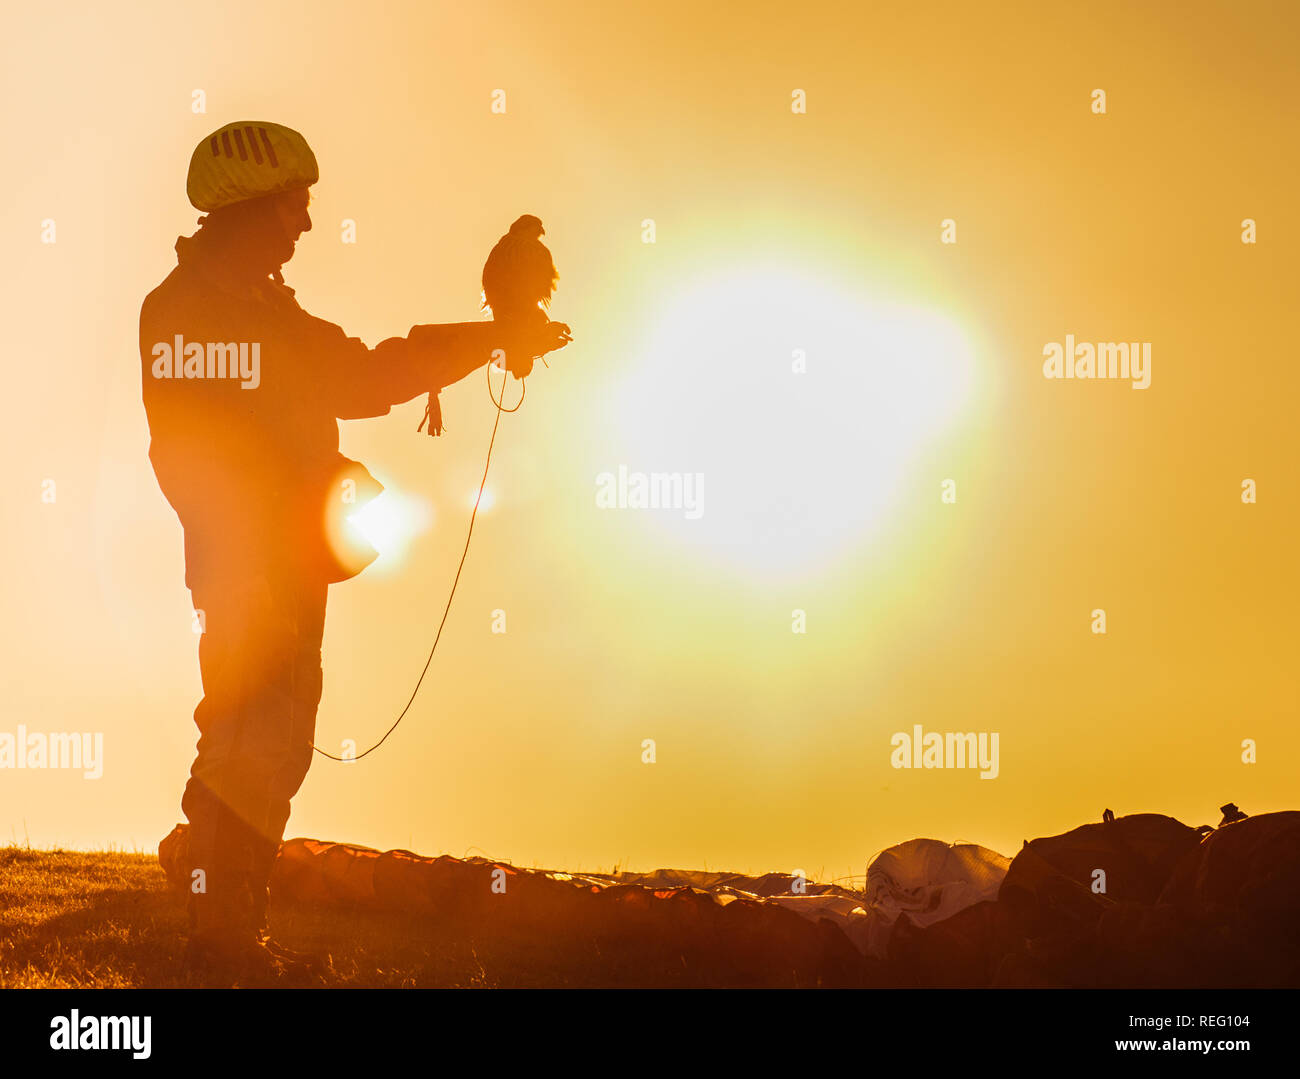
[187, 121, 318, 212]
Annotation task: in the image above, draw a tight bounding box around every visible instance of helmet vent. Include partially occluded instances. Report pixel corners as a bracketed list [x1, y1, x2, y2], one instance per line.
[258, 127, 279, 168]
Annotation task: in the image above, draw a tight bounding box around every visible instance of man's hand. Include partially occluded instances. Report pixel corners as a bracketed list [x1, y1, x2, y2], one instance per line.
[407, 318, 573, 394]
[537, 320, 573, 354]
[505, 319, 573, 379]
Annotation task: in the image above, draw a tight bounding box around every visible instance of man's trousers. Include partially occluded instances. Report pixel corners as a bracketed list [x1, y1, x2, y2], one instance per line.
[181, 572, 327, 936]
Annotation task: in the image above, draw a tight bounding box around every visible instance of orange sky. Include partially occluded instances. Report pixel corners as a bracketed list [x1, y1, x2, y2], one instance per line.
[2, 0, 1296, 881]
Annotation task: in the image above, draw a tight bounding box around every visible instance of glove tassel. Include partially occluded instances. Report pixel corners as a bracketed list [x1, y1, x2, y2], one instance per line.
[417, 390, 444, 437]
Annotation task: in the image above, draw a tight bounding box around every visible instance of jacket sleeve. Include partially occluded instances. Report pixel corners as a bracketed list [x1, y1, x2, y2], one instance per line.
[303, 313, 501, 422]
[301, 314, 442, 421]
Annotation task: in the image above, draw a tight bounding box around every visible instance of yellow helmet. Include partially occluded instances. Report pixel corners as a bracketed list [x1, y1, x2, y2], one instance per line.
[187, 121, 318, 212]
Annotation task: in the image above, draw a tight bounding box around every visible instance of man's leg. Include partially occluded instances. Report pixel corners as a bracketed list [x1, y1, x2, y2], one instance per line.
[181, 574, 326, 970]
[244, 578, 328, 938]
[182, 577, 270, 943]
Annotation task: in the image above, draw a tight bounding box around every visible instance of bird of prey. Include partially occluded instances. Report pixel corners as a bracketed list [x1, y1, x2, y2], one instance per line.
[419, 215, 559, 437]
[482, 213, 559, 330]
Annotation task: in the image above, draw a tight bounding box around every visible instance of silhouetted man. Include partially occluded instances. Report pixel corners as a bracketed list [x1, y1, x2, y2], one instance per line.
[139, 121, 570, 980]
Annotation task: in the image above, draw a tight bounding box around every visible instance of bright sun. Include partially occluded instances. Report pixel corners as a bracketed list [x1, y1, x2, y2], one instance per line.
[607, 263, 977, 576]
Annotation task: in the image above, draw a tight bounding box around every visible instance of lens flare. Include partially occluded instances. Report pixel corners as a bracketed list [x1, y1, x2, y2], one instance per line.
[345, 488, 432, 570]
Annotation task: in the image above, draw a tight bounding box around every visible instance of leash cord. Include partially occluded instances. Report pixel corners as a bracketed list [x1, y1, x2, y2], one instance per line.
[311, 360, 521, 762]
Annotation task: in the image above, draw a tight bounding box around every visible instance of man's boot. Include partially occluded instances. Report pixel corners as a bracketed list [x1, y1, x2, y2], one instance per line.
[246, 834, 332, 977]
[181, 810, 302, 985]
[184, 885, 279, 985]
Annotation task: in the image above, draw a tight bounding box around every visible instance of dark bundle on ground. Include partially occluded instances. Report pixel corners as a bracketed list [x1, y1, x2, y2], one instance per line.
[885, 809, 1300, 988]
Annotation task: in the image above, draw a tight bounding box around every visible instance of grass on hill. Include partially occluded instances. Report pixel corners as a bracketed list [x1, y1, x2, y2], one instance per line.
[0, 846, 860, 988]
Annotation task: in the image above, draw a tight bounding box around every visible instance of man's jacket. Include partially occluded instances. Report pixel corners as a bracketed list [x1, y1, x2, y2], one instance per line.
[140, 234, 437, 589]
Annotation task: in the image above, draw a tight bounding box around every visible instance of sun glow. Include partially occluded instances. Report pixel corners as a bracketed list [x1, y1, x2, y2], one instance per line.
[345, 488, 432, 569]
[610, 263, 977, 576]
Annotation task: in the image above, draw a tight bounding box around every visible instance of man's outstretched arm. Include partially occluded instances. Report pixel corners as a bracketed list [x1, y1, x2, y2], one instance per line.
[409, 319, 571, 391]
[322, 317, 572, 420]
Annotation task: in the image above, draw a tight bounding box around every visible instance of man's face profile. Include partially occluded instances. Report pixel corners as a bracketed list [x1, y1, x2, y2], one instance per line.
[271, 187, 312, 264]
